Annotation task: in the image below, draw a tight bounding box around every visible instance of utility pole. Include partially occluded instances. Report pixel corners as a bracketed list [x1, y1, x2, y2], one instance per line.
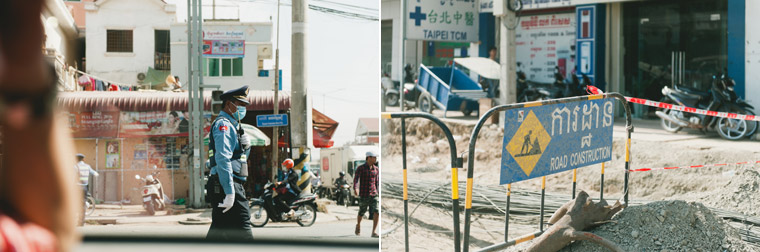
[399, 0, 406, 112]
[498, 4, 517, 126]
[187, 0, 206, 208]
[291, 0, 311, 158]
[272, 0, 281, 181]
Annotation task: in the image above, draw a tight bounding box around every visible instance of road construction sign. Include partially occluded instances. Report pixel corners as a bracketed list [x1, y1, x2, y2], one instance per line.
[500, 98, 615, 184]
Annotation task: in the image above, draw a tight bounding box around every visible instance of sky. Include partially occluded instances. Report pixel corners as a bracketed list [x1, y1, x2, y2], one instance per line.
[167, 0, 380, 149]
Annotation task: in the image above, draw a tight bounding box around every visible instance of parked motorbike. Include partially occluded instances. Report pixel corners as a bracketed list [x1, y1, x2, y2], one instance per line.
[382, 65, 418, 108]
[517, 66, 564, 102]
[249, 181, 318, 227]
[656, 72, 756, 140]
[135, 172, 165, 215]
[382, 73, 400, 106]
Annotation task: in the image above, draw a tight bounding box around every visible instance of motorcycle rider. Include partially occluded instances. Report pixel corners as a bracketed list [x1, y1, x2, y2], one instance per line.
[334, 171, 348, 205]
[75, 154, 99, 198]
[142, 173, 165, 210]
[275, 159, 300, 218]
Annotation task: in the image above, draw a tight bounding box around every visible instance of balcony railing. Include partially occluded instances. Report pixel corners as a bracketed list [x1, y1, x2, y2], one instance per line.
[155, 52, 171, 70]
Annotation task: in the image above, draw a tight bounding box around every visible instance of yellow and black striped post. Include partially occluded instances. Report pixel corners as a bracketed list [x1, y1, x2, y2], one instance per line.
[383, 112, 462, 252]
[504, 184, 511, 242]
[624, 132, 632, 205]
[572, 169, 577, 199]
[600, 162, 605, 200]
[539, 176, 546, 231]
[401, 118, 409, 252]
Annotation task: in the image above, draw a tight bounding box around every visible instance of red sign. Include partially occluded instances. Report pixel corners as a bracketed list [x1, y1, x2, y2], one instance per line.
[322, 157, 329, 171]
[67, 112, 120, 138]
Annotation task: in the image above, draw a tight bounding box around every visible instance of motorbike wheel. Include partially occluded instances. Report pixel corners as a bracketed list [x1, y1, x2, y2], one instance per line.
[717, 116, 748, 140]
[386, 93, 399, 107]
[418, 93, 433, 113]
[146, 202, 155, 216]
[296, 204, 317, 227]
[743, 109, 758, 137]
[659, 108, 683, 133]
[85, 196, 96, 216]
[343, 193, 350, 207]
[249, 203, 269, 227]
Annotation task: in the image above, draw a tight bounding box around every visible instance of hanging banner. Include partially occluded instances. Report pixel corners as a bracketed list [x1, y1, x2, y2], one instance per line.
[202, 31, 246, 58]
[119, 111, 212, 138]
[516, 12, 577, 83]
[405, 0, 479, 42]
[67, 111, 120, 138]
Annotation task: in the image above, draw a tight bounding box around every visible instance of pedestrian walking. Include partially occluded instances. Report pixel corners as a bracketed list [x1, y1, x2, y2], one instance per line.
[206, 85, 254, 241]
[353, 151, 379, 237]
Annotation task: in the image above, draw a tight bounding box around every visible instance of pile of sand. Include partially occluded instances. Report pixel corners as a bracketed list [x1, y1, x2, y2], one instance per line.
[560, 201, 754, 251]
[695, 168, 760, 217]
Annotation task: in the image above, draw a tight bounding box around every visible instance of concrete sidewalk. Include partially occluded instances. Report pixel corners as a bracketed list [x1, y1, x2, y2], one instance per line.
[85, 199, 364, 226]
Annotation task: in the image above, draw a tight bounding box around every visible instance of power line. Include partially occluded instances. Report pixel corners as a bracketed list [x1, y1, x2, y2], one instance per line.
[312, 0, 378, 12]
[237, 0, 378, 21]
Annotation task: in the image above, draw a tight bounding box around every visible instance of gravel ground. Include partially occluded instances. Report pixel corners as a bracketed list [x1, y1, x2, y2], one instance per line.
[381, 117, 760, 251]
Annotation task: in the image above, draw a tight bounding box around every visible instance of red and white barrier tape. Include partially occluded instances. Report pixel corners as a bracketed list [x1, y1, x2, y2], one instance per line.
[628, 160, 760, 172]
[583, 86, 759, 122]
[625, 97, 760, 122]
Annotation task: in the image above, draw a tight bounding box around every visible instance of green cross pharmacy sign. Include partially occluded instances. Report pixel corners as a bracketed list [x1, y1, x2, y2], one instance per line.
[406, 0, 479, 42]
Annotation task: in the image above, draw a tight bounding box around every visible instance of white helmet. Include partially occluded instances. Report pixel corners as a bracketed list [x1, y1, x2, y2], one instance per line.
[146, 175, 154, 181]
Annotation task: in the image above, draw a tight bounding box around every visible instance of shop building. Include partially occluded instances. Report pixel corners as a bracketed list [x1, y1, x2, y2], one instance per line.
[58, 90, 336, 204]
[169, 21, 278, 92]
[84, 0, 177, 85]
[385, 0, 760, 117]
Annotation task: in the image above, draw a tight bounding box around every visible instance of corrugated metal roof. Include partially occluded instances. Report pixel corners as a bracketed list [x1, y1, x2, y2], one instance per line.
[57, 90, 291, 112]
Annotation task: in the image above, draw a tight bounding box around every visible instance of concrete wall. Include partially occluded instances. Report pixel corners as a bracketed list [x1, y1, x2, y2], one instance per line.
[745, 0, 760, 111]
[169, 21, 274, 91]
[85, 0, 176, 84]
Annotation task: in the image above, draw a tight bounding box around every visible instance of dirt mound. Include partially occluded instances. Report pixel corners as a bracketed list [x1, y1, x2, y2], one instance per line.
[698, 169, 760, 217]
[559, 201, 755, 252]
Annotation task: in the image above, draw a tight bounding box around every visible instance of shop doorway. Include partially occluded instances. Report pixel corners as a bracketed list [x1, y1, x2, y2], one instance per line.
[622, 0, 727, 118]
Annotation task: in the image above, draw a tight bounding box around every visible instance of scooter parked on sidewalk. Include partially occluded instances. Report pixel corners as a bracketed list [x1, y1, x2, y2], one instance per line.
[656, 72, 756, 140]
[249, 181, 318, 227]
[135, 171, 165, 215]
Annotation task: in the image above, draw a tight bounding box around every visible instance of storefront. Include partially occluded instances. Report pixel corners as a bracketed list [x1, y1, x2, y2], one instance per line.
[622, 0, 728, 117]
[59, 91, 337, 204]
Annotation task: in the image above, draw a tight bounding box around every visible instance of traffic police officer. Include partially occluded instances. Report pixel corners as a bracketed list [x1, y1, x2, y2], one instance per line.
[206, 86, 254, 241]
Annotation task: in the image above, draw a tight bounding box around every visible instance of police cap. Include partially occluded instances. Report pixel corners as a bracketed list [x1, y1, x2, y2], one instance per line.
[220, 85, 251, 105]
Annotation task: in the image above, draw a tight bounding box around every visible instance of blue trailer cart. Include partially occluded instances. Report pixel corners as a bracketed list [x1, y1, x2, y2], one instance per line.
[415, 60, 492, 117]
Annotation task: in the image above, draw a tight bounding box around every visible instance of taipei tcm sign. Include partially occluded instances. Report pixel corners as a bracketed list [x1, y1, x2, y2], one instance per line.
[500, 98, 615, 185]
[406, 0, 479, 42]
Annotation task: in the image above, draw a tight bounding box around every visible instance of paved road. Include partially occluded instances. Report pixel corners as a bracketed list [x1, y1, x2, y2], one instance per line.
[74, 202, 379, 251]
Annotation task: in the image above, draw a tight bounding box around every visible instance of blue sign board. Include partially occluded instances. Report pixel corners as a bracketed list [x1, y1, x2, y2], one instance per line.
[500, 98, 615, 185]
[256, 114, 288, 127]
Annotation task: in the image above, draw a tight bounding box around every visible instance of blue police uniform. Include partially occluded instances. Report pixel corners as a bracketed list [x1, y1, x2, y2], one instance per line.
[206, 86, 254, 241]
[209, 111, 249, 193]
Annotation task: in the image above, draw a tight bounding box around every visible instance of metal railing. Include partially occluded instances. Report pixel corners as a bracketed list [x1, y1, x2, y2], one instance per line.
[155, 52, 171, 70]
[462, 93, 634, 252]
[381, 112, 464, 252]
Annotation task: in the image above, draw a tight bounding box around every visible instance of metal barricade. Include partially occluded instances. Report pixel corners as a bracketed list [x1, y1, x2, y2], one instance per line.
[381, 112, 464, 252]
[462, 93, 634, 252]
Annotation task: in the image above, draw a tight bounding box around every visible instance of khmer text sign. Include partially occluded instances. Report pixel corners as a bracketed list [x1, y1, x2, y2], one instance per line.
[500, 98, 614, 184]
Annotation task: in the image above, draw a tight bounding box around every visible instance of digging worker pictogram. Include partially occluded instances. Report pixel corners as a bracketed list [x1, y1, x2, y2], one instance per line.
[521, 130, 533, 155]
